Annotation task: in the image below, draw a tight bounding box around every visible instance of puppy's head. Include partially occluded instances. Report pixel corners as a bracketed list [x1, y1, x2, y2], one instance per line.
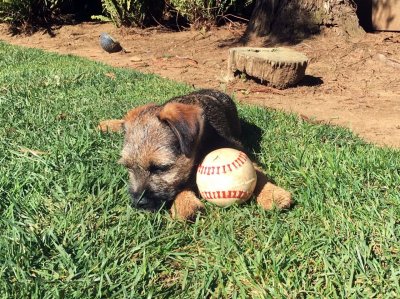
[119, 102, 204, 211]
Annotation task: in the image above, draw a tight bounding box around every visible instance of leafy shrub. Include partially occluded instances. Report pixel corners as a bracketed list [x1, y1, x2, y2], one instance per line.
[0, 0, 252, 31]
[94, 0, 165, 27]
[167, 0, 252, 28]
[0, 0, 63, 33]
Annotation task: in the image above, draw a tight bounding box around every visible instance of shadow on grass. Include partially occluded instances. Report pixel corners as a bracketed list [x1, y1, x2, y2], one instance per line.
[240, 119, 263, 157]
[239, 117, 295, 209]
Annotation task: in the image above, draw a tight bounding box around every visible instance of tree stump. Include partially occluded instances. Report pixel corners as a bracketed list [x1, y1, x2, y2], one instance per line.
[242, 0, 364, 43]
[227, 47, 309, 89]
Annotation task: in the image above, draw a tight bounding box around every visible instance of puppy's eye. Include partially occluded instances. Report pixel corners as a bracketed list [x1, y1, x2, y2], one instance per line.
[148, 164, 171, 174]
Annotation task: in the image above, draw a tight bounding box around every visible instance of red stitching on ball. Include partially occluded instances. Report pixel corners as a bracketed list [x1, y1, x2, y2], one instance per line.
[198, 151, 248, 175]
[222, 165, 226, 173]
[200, 190, 251, 199]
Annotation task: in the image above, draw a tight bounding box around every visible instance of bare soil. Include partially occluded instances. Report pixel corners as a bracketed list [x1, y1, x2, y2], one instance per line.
[1, 22, 399, 148]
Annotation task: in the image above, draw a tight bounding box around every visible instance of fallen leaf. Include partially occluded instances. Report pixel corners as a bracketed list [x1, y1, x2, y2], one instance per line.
[299, 114, 324, 125]
[130, 56, 142, 62]
[105, 72, 116, 79]
[375, 53, 400, 69]
[175, 56, 198, 65]
[56, 113, 67, 120]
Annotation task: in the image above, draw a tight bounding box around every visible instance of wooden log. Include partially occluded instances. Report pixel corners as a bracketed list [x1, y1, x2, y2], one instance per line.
[227, 47, 309, 89]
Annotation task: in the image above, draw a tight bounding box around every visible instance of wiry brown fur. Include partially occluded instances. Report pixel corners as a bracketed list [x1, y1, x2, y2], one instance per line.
[100, 89, 292, 220]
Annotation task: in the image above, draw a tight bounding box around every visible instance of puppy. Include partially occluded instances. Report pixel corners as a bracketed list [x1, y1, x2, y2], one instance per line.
[99, 89, 292, 220]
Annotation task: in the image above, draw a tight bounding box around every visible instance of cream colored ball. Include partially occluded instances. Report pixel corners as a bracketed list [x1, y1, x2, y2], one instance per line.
[196, 148, 257, 207]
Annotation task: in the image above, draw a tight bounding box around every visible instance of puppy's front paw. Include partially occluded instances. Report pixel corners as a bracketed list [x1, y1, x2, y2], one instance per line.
[98, 119, 124, 133]
[256, 182, 292, 210]
[170, 190, 205, 221]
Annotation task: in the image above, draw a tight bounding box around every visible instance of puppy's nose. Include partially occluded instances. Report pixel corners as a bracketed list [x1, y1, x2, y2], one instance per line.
[133, 197, 150, 209]
[130, 192, 152, 210]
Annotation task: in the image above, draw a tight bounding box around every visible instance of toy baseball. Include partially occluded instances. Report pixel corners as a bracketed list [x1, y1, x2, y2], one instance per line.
[196, 148, 257, 207]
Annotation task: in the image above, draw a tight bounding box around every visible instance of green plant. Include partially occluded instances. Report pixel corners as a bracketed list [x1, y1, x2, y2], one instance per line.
[0, 0, 64, 33]
[167, 0, 249, 27]
[94, 0, 164, 27]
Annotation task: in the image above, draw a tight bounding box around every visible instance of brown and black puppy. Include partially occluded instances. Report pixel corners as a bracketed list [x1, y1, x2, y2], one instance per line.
[99, 89, 292, 220]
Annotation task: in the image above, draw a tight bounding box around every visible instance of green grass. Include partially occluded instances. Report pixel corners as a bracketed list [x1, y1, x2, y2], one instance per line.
[0, 41, 399, 298]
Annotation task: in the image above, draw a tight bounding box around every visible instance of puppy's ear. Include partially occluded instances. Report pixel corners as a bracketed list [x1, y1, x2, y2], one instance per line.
[124, 103, 156, 123]
[158, 102, 204, 157]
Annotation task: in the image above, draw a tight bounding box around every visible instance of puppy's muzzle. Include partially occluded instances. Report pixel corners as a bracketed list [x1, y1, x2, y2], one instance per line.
[129, 189, 162, 211]
[130, 191, 150, 209]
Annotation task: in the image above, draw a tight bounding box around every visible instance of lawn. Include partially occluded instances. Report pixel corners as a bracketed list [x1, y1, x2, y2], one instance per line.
[0, 42, 399, 298]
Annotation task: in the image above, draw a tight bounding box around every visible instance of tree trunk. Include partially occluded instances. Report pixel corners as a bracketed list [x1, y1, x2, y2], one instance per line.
[243, 0, 364, 43]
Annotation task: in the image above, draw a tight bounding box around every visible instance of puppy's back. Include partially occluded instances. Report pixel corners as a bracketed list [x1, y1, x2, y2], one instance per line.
[169, 89, 242, 139]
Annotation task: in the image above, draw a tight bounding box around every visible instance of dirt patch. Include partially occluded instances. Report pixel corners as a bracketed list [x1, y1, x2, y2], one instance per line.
[1, 22, 399, 148]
